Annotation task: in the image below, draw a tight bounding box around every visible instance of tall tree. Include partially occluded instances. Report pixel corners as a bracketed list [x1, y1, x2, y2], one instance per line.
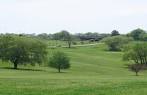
[60, 30, 72, 48]
[0, 35, 47, 69]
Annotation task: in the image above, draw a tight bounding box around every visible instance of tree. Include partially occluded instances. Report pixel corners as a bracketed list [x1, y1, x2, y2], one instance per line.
[60, 30, 72, 48]
[123, 42, 147, 64]
[129, 28, 146, 40]
[128, 64, 144, 76]
[123, 42, 147, 76]
[102, 36, 133, 51]
[52, 31, 72, 48]
[0, 35, 47, 69]
[49, 51, 70, 73]
[111, 30, 120, 36]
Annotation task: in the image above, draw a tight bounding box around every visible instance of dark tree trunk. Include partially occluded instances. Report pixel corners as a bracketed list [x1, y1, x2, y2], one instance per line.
[58, 67, 61, 73]
[68, 43, 71, 48]
[135, 72, 138, 76]
[68, 41, 71, 48]
[14, 62, 18, 69]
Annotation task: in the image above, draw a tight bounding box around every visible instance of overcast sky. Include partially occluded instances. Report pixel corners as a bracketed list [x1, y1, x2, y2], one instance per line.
[0, 0, 147, 34]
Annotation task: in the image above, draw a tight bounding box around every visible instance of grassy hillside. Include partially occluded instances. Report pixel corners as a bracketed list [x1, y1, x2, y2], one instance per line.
[0, 44, 147, 95]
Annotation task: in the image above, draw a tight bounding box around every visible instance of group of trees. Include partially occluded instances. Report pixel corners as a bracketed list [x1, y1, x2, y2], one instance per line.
[1, 28, 147, 75]
[75, 32, 110, 41]
[36, 31, 110, 48]
[102, 28, 147, 52]
[101, 28, 147, 76]
[35, 32, 110, 42]
[0, 34, 70, 72]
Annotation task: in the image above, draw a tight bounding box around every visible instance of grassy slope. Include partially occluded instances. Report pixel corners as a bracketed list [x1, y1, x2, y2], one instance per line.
[0, 44, 147, 95]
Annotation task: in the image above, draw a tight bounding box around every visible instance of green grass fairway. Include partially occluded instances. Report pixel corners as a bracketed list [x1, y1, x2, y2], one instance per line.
[0, 44, 147, 95]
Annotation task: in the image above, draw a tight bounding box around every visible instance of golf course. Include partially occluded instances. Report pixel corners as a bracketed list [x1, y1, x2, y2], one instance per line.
[0, 43, 147, 95]
[0, 0, 147, 95]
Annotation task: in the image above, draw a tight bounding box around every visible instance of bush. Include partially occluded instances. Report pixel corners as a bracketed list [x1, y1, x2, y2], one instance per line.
[101, 36, 133, 51]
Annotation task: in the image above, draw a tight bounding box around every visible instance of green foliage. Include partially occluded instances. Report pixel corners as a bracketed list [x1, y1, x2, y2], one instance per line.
[102, 36, 133, 51]
[129, 28, 146, 40]
[123, 42, 147, 64]
[123, 42, 147, 75]
[75, 32, 110, 41]
[49, 51, 70, 72]
[139, 33, 147, 41]
[37, 33, 51, 40]
[0, 35, 47, 69]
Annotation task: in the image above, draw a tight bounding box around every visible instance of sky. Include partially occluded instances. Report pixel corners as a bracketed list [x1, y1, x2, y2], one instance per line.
[0, 0, 147, 34]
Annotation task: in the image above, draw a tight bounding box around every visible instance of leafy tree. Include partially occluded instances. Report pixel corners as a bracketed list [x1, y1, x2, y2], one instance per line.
[60, 30, 72, 48]
[52, 31, 72, 48]
[49, 51, 70, 73]
[0, 35, 47, 69]
[102, 36, 133, 51]
[111, 30, 120, 36]
[129, 28, 146, 40]
[123, 42, 147, 75]
[123, 42, 147, 64]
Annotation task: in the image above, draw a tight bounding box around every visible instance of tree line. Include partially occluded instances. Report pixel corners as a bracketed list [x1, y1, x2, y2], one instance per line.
[102, 28, 147, 76]
[0, 28, 147, 75]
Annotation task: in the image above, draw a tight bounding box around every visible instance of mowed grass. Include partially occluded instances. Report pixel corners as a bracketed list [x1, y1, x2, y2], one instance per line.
[0, 44, 147, 95]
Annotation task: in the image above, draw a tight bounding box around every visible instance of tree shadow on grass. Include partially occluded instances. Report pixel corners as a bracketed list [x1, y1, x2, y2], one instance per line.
[54, 72, 67, 73]
[0, 67, 46, 72]
[0, 67, 69, 74]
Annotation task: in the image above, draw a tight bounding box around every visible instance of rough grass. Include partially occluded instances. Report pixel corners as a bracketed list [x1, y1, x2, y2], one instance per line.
[0, 44, 147, 95]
